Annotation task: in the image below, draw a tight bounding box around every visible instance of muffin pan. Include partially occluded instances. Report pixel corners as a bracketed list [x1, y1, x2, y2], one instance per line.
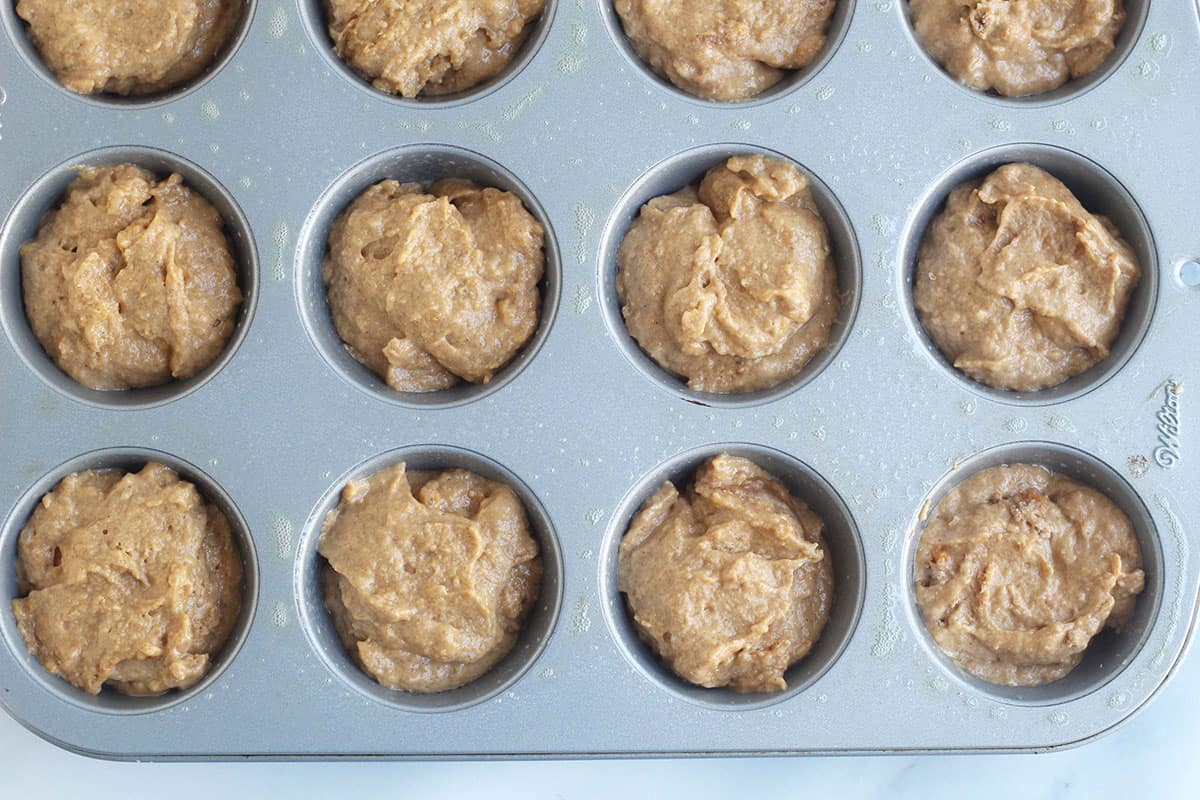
[0, 0, 1198, 758]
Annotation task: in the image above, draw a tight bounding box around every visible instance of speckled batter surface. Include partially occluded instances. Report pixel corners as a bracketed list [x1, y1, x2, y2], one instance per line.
[325, 0, 545, 97]
[323, 178, 544, 392]
[615, 0, 836, 101]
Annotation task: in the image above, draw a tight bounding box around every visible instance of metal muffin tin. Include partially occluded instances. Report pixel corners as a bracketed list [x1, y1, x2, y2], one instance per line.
[0, 0, 1197, 759]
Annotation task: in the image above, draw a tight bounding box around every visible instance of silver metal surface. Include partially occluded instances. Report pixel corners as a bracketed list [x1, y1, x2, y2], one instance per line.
[0, 0, 1197, 759]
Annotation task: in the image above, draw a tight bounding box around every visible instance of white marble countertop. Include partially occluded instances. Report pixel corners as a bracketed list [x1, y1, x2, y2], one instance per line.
[3, 641, 1195, 798]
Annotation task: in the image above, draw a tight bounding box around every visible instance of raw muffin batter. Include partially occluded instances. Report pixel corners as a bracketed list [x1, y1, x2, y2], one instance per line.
[614, 0, 836, 101]
[909, 0, 1126, 97]
[12, 463, 244, 696]
[914, 163, 1140, 392]
[325, 0, 546, 97]
[319, 463, 543, 692]
[617, 155, 839, 394]
[915, 464, 1144, 686]
[324, 178, 544, 392]
[21, 164, 243, 391]
[618, 454, 834, 693]
[16, 0, 242, 96]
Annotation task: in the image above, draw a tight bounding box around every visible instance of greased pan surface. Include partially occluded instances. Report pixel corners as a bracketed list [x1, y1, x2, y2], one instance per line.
[0, 0, 1197, 758]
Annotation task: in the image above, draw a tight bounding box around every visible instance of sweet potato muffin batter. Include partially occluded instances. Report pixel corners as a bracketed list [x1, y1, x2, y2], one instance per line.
[324, 178, 544, 392]
[16, 0, 242, 96]
[915, 464, 1145, 686]
[325, 0, 546, 97]
[614, 0, 836, 101]
[914, 163, 1140, 392]
[618, 454, 834, 693]
[12, 463, 244, 696]
[617, 155, 838, 394]
[319, 463, 542, 692]
[909, 0, 1126, 97]
[21, 164, 243, 391]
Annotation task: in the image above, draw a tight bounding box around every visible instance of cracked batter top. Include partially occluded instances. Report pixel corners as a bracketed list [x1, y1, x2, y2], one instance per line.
[915, 463, 1145, 686]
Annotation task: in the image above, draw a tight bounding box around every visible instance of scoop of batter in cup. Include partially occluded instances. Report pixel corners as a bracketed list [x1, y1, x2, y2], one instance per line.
[16, 0, 242, 96]
[618, 454, 834, 693]
[914, 162, 1140, 392]
[12, 463, 244, 696]
[324, 0, 546, 97]
[614, 0, 836, 101]
[910, 0, 1127, 98]
[915, 463, 1145, 686]
[20, 163, 243, 391]
[319, 463, 543, 692]
[323, 178, 544, 392]
[617, 154, 839, 394]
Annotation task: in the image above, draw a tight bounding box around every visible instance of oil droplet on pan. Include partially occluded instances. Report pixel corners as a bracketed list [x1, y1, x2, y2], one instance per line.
[269, 6, 289, 39]
[570, 595, 592, 634]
